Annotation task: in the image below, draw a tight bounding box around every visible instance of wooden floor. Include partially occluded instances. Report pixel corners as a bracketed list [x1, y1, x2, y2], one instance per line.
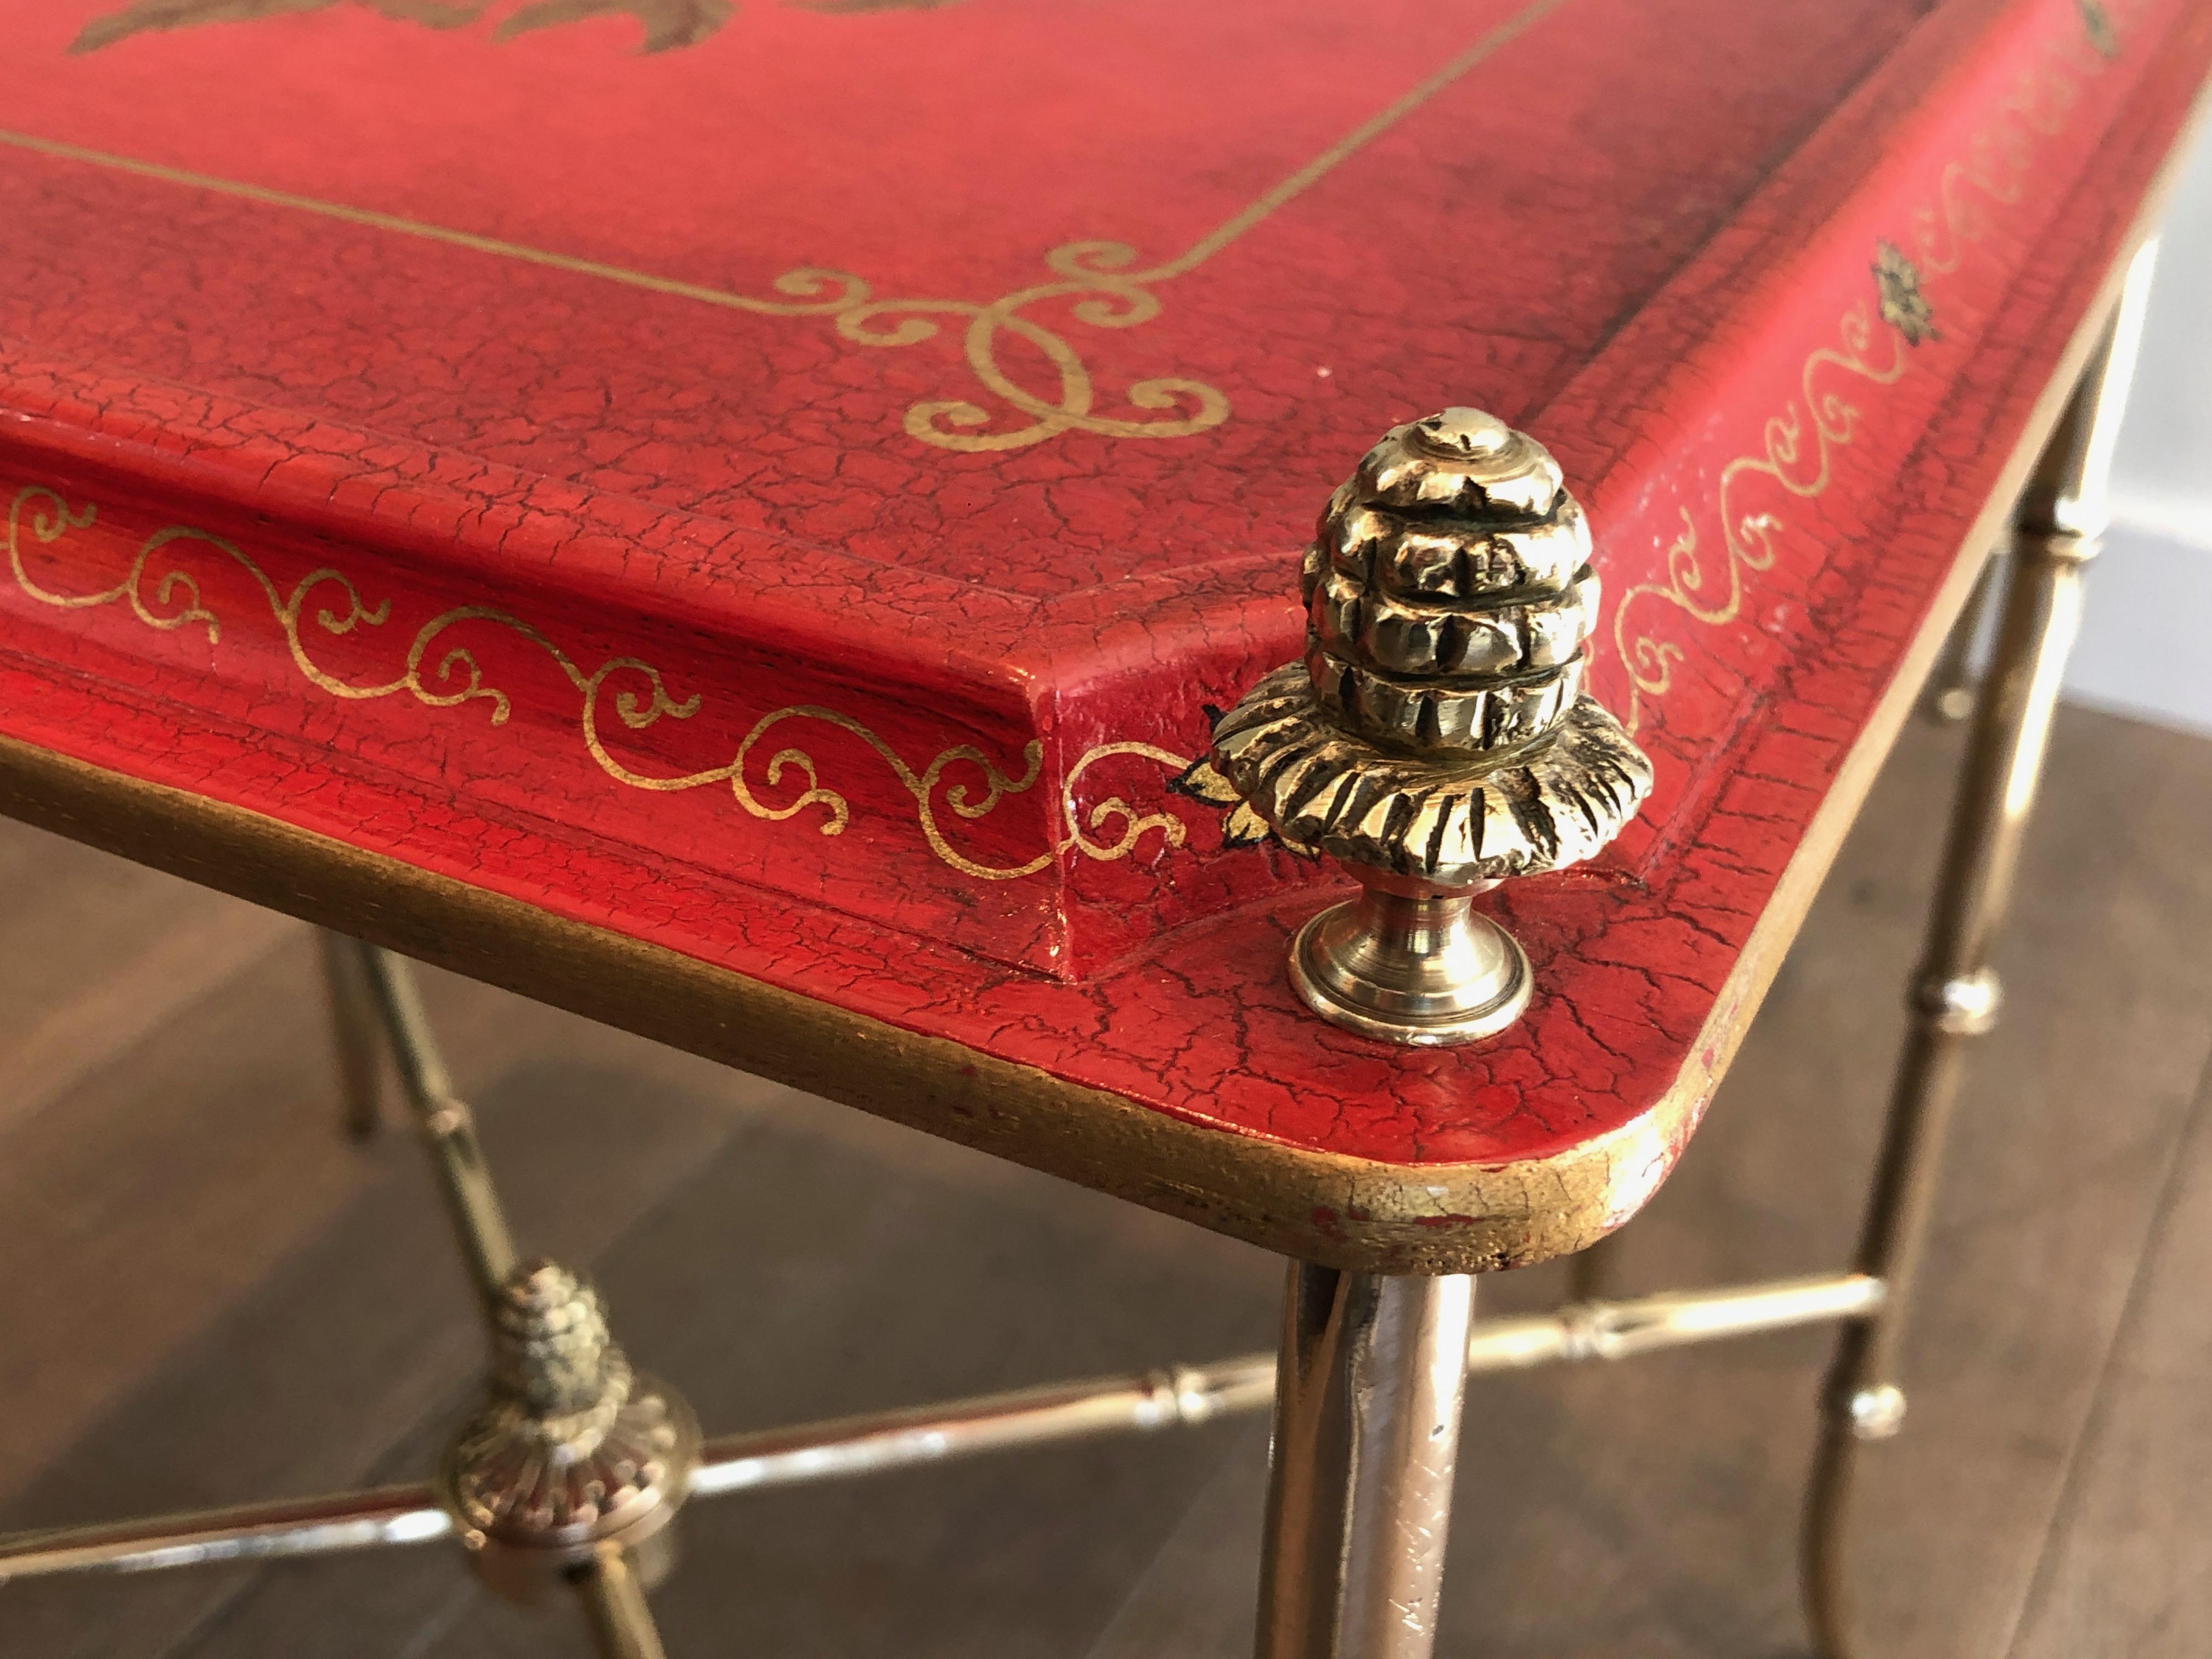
[2, 700, 2209, 1658]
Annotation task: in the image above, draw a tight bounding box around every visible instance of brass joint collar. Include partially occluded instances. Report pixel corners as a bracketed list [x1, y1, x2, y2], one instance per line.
[2020, 526, 2103, 566]
[1912, 967, 2002, 1036]
[1836, 1384, 1908, 1442]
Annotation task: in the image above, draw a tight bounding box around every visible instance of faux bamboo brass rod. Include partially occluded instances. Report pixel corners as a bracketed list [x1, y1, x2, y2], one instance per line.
[0, 1485, 450, 1579]
[0, 1270, 1881, 1585]
[687, 1352, 1278, 1498]
[1464, 1271, 1885, 1369]
[352, 943, 518, 1301]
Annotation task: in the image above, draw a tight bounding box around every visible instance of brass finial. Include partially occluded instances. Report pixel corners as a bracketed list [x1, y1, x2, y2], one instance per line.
[438, 1260, 701, 1598]
[1211, 408, 1652, 1044]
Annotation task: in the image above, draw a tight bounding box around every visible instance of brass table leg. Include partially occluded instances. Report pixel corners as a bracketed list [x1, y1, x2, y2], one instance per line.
[1802, 239, 2158, 1659]
[356, 946, 517, 1295]
[1919, 545, 2006, 725]
[1254, 1265, 1475, 1659]
[318, 929, 387, 1139]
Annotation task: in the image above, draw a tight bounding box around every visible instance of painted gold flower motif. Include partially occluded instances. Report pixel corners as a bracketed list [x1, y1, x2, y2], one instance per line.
[2077, 0, 2120, 60]
[1873, 241, 1937, 346]
[1171, 708, 1278, 851]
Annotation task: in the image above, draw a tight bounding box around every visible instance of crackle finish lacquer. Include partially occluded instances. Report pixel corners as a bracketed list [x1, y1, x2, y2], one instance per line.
[0, 0, 2204, 1266]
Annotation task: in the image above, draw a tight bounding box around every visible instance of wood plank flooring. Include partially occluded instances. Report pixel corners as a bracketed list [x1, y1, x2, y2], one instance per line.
[1, 701, 2207, 1657]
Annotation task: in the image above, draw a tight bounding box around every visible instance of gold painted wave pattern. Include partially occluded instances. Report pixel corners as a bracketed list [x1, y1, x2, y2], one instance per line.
[1611, 0, 2141, 733]
[3, 485, 1200, 882]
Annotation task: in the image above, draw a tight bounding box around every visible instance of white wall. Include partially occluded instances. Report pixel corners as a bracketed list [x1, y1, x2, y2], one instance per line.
[2066, 125, 2212, 736]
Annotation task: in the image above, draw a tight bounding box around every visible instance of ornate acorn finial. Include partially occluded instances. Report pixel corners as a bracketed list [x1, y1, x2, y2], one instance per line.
[438, 1260, 701, 1599]
[1211, 408, 1652, 1045]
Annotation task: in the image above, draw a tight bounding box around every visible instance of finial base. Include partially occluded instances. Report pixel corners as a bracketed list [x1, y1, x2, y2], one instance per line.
[1289, 876, 1532, 1047]
[438, 1260, 701, 1602]
[1209, 405, 1654, 1046]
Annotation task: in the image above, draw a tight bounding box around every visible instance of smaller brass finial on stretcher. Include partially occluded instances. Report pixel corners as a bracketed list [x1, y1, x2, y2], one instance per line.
[1211, 408, 1654, 1045]
[439, 1259, 702, 1600]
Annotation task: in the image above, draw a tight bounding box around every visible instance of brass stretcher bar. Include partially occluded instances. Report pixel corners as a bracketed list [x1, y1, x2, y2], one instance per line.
[0, 1268, 1881, 1583]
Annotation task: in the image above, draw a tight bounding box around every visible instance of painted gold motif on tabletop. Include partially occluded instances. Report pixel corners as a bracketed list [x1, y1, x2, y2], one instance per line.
[1872, 242, 1938, 346]
[27, 1, 1568, 452]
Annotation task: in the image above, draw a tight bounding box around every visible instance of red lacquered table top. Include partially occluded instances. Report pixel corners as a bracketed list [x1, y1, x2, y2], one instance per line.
[0, 0, 2204, 1267]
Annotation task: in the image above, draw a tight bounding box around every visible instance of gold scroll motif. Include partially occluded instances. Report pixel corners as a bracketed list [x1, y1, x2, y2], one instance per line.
[1610, 0, 2138, 733]
[21, 0, 1568, 453]
[834, 241, 1228, 453]
[0, 122, 1227, 458]
[4, 486, 1206, 882]
[1613, 305, 1911, 729]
